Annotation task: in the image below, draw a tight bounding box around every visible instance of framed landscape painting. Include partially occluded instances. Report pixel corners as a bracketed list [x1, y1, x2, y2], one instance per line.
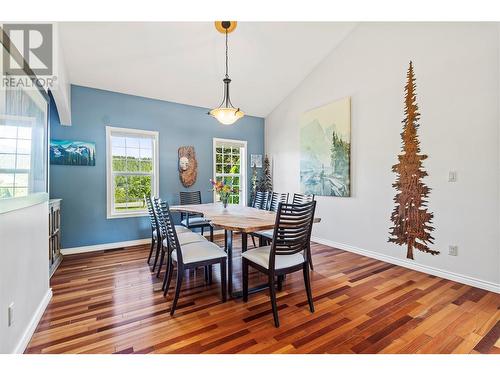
[50, 140, 96, 166]
[300, 97, 351, 197]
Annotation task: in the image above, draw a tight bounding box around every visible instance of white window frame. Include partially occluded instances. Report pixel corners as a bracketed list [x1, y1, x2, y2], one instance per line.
[106, 126, 159, 219]
[213, 137, 247, 206]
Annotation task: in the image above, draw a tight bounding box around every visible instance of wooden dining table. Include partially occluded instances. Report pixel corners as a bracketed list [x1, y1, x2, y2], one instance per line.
[170, 203, 320, 298]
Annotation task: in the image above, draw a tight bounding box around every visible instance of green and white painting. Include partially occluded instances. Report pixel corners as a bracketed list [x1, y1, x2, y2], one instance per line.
[300, 97, 351, 197]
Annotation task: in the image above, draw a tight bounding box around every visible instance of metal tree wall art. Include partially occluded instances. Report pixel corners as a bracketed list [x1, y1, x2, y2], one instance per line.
[250, 163, 258, 204]
[262, 154, 272, 191]
[257, 154, 273, 192]
[388, 61, 439, 260]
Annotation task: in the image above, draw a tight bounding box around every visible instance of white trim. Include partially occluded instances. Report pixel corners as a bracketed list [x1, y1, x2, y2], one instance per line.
[311, 236, 500, 294]
[61, 238, 151, 255]
[212, 137, 248, 206]
[13, 288, 52, 354]
[105, 126, 159, 219]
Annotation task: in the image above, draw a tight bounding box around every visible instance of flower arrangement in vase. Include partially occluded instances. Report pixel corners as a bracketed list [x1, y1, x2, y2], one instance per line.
[210, 179, 238, 208]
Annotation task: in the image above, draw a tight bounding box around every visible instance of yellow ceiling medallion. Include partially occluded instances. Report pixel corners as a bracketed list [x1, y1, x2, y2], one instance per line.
[208, 21, 244, 126]
[214, 21, 237, 34]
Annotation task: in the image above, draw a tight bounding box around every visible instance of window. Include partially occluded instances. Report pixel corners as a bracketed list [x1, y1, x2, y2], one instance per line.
[106, 126, 159, 218]
[213, 138, 247, 205]
[0, 120, 32, 198]
[0, 39, 49, 214]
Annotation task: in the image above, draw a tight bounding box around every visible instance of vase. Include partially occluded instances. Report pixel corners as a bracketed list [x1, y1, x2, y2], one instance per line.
[221, 197, 228, 209]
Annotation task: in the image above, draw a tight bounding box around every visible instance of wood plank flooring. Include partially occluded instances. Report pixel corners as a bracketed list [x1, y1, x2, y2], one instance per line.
[25, 237, 500, 354]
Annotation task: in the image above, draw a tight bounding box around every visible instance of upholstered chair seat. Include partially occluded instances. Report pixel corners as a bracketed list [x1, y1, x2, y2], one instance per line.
[180, 217, 210, 226]
[254, 229, 273, 239]
[162, 232, 206, 247]
[171, 241, 227, 264]
[242, 246, 304, 270]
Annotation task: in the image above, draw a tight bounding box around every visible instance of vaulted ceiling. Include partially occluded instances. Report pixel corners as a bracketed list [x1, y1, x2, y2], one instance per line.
[59, 22, 356, 118]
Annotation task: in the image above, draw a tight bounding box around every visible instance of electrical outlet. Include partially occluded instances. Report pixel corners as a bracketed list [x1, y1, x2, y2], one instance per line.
[448, 245, 458, 256]
[8, 303, 14, 326]
[448, 171, 457, 182]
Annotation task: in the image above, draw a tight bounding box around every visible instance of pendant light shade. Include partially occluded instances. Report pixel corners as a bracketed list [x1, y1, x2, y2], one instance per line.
[209, 107, 244, 125]
[209, 21, 244, 125]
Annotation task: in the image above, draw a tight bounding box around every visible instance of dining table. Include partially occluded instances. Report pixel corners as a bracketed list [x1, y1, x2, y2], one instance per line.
[169, 202, 320, 298]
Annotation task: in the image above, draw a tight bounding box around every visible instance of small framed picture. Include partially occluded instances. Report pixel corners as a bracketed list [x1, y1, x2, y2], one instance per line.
[251, 154, 262, 168]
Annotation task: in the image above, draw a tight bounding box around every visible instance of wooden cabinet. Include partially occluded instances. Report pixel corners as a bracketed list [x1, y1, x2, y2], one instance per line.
[49, 199, 62, 277]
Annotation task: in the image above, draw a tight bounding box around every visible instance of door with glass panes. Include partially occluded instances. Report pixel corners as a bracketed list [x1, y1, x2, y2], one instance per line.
[213, 138, 246, 205]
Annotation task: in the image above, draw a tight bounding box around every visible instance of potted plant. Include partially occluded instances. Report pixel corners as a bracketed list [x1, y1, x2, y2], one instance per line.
[210, 179, 237, 208]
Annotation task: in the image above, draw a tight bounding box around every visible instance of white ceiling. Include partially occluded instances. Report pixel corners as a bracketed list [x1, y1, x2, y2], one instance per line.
[59, 22, 356, 117]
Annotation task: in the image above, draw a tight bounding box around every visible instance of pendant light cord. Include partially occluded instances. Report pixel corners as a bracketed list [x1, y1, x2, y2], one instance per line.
[225, 28, 229, 78]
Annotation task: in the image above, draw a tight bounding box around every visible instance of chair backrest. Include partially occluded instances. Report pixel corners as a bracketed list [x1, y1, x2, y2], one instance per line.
[268, 192, 289, 212]
[145, 195, 159, 231]
[292, 193, 315, 204]
[269, 201, 317, 269]
[179, 191, 202, 205]
[154, 198, 184, 265]
[252, 191, 269, 210]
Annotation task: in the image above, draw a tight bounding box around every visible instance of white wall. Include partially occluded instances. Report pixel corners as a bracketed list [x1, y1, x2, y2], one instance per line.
[266, 23, 500, 290]
[0, 202, 51, 353]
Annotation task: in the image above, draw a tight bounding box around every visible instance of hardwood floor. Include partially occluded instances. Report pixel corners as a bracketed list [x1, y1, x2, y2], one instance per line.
[26, 236, 500, 354]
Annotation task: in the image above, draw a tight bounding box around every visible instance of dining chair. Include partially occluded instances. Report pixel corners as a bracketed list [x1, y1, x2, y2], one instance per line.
[253, 192, 290, 287]
[292, 193, 315, 204]
[268, 192, 289, 212]
[155, 199, 227, 315]
[291, 193, 316, 270]
[151, 197, 191, 275]
[253, 192, 289, 245]
[145, 195, 160, 265]
[242, 201, 317, 327]
[251, 190, 270, 210]
[249, 190, 271, 247]
[179, 191, 214, 241]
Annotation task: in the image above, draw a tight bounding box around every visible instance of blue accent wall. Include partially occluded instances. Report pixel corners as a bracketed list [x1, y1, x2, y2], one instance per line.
[49, 85, 265, 249]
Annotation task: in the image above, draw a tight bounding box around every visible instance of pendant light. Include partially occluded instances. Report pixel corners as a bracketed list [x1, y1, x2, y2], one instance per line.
[209, 21, 244, 125]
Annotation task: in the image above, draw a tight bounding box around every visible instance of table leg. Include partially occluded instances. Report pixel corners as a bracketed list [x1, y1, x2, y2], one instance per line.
[226, 229, 233, 298]
[229, 231, 271, 298]
[241, 232, 247, 253]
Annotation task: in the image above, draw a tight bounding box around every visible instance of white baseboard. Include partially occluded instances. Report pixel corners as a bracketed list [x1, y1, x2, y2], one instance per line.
[311, 236, 500, 294]
[61, 238, 151, 255]
[13, 288, 52, 354]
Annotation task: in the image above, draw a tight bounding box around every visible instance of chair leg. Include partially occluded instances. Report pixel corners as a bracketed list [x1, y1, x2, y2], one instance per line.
[204, 266, 209, 283]
[251, 235, 256, 248]
[259, 236, 264, 247]
[147, 237, 155, 264]
[162, 259, 169, 290]
[268, 273, 280, 327]
[308, 244, 314, 270]
[201, 227, 204, 236]
[210, 226, 214, 242]
[163, 261, 174, 297]
[277, 275, 283, 291]
[220, 259, 227, 303]
[208, 264, 213, 285]
[170, 266, 184, 316]
[242, 258, 249, 302]
[152, 239, 161, 272]
[303, 263, 315, 313]
[156, 248, 165, 278]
